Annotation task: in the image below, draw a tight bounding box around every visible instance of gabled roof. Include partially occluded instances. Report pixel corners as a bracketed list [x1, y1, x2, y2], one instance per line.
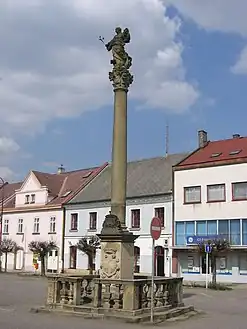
[68, 153, 188, 204]
[3, 163, 108, 209]
[176, 136, 247, 168]
[0, 182, 23, 206]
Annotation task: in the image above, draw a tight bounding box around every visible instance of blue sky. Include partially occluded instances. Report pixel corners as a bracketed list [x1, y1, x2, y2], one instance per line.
[1, 1, 247, 181]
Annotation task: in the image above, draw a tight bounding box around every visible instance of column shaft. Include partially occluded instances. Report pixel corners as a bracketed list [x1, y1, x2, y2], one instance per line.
[110, 89, 127, 227]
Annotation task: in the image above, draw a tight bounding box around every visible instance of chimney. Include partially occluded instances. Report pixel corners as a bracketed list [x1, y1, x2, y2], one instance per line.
[57, 164, 65, 174]
[198, 130, 208, 148]
[233, 134, 240, 139]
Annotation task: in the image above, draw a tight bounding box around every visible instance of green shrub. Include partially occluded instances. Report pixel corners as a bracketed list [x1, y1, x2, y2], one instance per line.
[208, 282, 232, 291]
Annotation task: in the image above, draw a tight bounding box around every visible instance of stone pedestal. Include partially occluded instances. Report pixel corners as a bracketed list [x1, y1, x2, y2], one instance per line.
[98, 214, 138, 280]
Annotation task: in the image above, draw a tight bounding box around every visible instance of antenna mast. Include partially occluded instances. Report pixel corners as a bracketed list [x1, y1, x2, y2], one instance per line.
[165, 122, 169, 157]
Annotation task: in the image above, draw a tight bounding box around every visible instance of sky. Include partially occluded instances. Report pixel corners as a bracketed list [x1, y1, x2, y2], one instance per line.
[1, 0, 247, 181]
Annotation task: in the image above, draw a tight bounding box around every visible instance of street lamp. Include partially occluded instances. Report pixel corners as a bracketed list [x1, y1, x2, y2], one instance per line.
[0, 177, 5, 273]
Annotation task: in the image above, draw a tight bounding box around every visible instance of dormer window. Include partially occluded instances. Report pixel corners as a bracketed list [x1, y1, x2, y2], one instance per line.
[25, 194, 30, 204]
[31, 194, 35, 204]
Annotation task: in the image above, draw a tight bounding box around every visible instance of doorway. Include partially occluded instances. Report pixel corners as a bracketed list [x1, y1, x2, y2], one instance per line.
[15, 250, 24, 270]
[155, 246, 164, 276]
[47, 249, 58, 273]
[69, 246, 77, 269]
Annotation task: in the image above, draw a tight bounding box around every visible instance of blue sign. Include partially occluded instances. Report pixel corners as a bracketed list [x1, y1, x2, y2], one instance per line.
[186, 235, 218, 245]
[205, 244, 212, 253]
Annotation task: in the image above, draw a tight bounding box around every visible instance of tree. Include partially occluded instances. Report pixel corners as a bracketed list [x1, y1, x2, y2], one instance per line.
[197, 238, 230, 285]
[28, 240, 57, 276]
[77, 236, 100, 274]
[0, 239, 22, 272]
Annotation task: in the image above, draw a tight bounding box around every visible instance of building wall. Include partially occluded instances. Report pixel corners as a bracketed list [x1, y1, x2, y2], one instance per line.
[173, 162, 247, 283]
[1, 209, 63, 272]
[175, 163, 247, 221]
[64, 196, 173, 275]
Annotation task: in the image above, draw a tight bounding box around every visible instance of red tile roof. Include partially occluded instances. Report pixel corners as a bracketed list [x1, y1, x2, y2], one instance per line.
[0, 182, 23, 206]
[3, 163, 108, 209]
[177, 136, 247, 167]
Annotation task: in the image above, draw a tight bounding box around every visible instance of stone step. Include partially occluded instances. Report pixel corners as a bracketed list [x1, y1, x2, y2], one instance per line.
[31, 305, 195, 324]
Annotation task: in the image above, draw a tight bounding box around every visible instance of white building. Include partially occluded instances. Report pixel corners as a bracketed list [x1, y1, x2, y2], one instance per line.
[173, 130, 247, 283]
[1, 164, 107, 273]
[64, 154, 187, 276]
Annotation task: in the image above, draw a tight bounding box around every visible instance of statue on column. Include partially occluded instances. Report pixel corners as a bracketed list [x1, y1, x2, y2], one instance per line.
[100, 27, 133, 91]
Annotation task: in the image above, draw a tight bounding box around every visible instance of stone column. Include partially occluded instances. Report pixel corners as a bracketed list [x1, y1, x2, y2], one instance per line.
[105, 26, 133, 229]
[111, 89, 127, 227]
[98, 27, 137, 281]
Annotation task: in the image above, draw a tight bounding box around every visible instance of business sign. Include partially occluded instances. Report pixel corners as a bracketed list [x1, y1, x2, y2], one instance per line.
[186, 235, 218, 245]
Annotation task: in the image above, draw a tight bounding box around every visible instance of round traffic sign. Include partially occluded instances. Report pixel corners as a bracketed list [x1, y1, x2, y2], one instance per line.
[150, 217, 162, 240]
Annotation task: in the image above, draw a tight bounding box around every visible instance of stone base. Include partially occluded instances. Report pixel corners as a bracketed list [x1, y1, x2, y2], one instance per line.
[32, 304, 195, 324]
[98, 213, 139, 280]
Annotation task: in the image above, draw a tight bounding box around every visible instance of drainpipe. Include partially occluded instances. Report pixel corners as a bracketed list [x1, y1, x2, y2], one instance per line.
[0, 178, 7, 273]
[171, 166, 177, 276]
[60, 206, 66, 273]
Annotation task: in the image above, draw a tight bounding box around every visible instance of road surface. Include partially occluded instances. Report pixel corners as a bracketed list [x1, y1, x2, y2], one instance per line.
[1, 274, 247, 328]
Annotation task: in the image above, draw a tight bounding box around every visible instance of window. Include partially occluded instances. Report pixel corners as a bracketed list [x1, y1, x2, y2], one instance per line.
[69, 246, 77, 269]
[184, 186, 201, 204]
[18, 219, 23, 233]
[3, 219, 9, 234]
[70, 213, 78, 231]
[218, 220, 229, 240]
[175, 222, 185, 245]
[232, 182, 247, 200]
[89, 212, 97, 230]
[207, 184, 225, 202]
[210, 152, 222, 158]
[207, 221, 217, 235]
[154, 207, 165, 227]
[229, 150, 241, 155]
[186, 221, 195, 237]
[25, 194, 30, 204]
[30, 194, 35, 204]
[196, 221, 206, 235]
[230, 219, 240, 245]
[131, 209, 140, 229]
[175, 221, 195, 246]
[242, 220, 247, 245]
[134, 246, 140, 273]
[33, 218, 40, 233]
[49, 217, 56, 233]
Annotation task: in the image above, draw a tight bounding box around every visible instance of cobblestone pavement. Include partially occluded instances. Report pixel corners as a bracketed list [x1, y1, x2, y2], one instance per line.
[1, 274, 247, 328]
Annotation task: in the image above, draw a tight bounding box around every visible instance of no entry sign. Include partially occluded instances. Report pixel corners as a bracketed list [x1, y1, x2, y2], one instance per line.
[150, 217, 162, 240]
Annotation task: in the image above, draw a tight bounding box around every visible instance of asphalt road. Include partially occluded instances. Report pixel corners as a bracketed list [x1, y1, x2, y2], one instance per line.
[1, 274, 247, 328]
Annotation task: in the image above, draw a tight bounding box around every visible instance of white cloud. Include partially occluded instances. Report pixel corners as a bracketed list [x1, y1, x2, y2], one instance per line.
[231, 46, 247, 74]
[0, 0, 199, 138]
[166, 0, 247, 75]
[0, 167, 15, 181]
[166, 0, 247, 36]
[0, 137, 20, 180]
[0, 137, 20, 154]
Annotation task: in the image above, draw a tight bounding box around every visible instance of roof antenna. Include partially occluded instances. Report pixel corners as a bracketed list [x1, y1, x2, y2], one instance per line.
[165, 121, 169, 157]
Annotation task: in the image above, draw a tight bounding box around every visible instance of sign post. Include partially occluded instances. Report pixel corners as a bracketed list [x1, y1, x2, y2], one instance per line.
[205, 244, 211, 289]
[150, 217, 162, 323]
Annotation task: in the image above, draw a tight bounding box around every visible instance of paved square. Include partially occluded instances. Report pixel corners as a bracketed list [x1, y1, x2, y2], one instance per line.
[0, 274, 247, 328]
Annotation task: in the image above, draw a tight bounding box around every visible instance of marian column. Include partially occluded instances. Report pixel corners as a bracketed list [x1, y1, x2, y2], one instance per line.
[98, 28, 137, 280]
[105, 27, 133, 228]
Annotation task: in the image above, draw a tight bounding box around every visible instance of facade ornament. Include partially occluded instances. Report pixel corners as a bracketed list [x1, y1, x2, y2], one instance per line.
[100, 248, 120, 279]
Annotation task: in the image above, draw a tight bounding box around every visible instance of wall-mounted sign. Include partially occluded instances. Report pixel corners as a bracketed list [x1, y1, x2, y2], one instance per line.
[186, 235, 219, 245]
